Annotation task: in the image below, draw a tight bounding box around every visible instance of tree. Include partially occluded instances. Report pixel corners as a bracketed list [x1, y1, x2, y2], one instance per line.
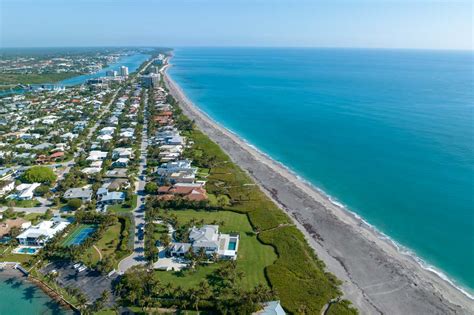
[144, 182, 158, 194]
[22, 166, 57, 184]
[67, 198, 82, 210]
[34, 184, 50, 196]
[42, 209, 53, 220]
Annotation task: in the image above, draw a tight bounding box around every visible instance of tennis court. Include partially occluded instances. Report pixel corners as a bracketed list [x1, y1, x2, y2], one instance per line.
[63, 224, 97, 246]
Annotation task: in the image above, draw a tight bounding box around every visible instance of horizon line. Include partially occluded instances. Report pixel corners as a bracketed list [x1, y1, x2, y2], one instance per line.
[1, 45, 472, 53]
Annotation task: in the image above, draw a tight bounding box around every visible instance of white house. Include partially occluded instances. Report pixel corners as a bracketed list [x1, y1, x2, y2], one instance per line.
[99, 126, 115, 136]
[12, 183, 41, 200]
[112, 147, 133, 160]
[254, 301, 286, 315]
[86, 150, 108, 161]
[0, 180, 15, 196]
[17, 219, 70, 246]
[63, 187, 93, 202]
[169, 225, 239, 260]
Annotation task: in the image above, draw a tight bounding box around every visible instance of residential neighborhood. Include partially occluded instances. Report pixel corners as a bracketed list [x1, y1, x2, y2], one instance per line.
[0, 51, 290, 315]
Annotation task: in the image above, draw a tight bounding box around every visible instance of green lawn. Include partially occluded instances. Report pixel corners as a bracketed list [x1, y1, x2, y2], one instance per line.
[155, 263, 220, 290]
[82, 219, 128, 267]
[157, 209, 277, 290]
[24, 213, 44, 224]
[0, 253, 34, 264]
[1, 199, 41, 208]
[108, 195, 137, 213]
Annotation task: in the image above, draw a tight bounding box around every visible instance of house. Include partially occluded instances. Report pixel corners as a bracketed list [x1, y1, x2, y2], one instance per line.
[81, 167, 102, 175]
[86, 150, 108, 161]
[253, 301, 286, 315]
[104, 168, 128, 178]
[98, 191, 126, 205]
[0, 218, 32, 237]
[168, 242, 191, 256]
[112, 157, 129, 168]
[102, 178, 129, 191]
[99, 126, 115, 136]
[112, 147, 133, 160]
[11, 183, 41, 200]
[0, 168, 14, 181]
[97, 134, 113, 142]
[16, 218, 70, 246]
[156, 160, 197, 184]
[169, 225, 239, 260]
[49, 151, 65, 161]
[63, 187, 93, 202]
[32, 143, 54, 151]
[61, 132, 78, 140]
[158, 183, 208, 202]
[0, 180, 15, 196]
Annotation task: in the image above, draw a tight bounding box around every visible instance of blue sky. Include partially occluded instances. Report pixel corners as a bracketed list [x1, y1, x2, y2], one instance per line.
[1, 0, 472, 50]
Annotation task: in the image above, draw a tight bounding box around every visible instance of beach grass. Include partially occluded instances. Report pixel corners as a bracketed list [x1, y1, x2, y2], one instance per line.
[180, 125, 345, 313]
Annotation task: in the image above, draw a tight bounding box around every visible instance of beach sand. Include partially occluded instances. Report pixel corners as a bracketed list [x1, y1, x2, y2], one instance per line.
[164, 66, 474, 314]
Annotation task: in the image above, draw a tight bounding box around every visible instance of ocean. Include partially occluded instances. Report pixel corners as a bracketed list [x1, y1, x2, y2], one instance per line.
[168, 47, 474, 294]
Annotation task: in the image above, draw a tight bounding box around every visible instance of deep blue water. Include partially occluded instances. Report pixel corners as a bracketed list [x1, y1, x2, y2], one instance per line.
[169, 48, 474, 292]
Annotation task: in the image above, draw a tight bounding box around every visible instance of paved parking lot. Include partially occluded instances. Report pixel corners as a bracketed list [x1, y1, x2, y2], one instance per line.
[41, 261, 118, 306]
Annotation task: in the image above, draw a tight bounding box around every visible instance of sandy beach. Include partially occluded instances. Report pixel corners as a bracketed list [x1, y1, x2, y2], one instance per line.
[164, 64, 474, 314]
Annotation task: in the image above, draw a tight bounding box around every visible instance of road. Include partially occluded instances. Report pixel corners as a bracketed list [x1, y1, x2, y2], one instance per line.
[117, 91, 150, 273]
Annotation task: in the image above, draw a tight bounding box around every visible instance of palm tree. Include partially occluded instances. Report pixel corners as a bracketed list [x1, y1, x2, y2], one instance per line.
[76, 292, 88, 312]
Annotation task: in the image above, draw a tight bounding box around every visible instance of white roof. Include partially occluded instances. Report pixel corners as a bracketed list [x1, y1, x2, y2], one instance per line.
[17, 220, 70, 241]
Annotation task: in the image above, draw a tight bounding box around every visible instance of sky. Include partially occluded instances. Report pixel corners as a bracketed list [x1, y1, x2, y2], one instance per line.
[0, 0, 472, 50]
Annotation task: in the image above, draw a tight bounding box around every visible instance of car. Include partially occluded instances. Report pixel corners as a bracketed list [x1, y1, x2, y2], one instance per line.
[73, 263, 82, 269]
[77, 266, 87, 273]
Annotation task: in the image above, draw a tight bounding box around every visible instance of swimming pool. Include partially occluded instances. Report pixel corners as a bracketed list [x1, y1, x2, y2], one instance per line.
[228, 240, 237, 251]
[19, 248, 37, 254]
[14, 246, 40, 255]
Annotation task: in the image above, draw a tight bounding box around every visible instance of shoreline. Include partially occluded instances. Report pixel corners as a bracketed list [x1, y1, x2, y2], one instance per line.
[163, 62, 474, 314]
[0, 265, 74, 313]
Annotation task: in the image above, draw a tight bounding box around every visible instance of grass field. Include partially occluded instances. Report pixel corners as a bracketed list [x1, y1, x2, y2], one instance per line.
[82, 219, 128, 267]
[155, 209, 277, 290]
[108, 195, 137, 213]
[0, 199, 41, 208]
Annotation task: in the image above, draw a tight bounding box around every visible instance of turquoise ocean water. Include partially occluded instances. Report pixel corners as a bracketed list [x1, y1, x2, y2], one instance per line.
[169, 48, 474, 294]
[0, 271, 71, 314]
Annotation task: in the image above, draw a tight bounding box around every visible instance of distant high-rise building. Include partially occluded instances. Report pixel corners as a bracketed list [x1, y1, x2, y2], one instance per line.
[150, 66, 160, 74]
[120, 66, 129, 77]
[140, 73, 160, 88]
[106, 70, 117, 77]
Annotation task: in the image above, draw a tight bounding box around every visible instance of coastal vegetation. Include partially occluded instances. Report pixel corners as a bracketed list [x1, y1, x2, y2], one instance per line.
[0, 72, 80, 85]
